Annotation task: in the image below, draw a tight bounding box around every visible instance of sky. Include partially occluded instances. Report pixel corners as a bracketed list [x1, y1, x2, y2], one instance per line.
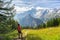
[12, 0, 60, 8]
[12, 0, 60, 14]
[12, 0, 60, 21]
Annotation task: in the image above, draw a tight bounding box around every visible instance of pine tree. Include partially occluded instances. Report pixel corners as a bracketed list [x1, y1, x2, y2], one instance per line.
[0, 0, 17, 33]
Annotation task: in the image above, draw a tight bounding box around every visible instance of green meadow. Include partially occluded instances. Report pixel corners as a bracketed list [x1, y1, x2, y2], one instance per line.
[0, 26, 60, 40]
[26, 26, 60, 40]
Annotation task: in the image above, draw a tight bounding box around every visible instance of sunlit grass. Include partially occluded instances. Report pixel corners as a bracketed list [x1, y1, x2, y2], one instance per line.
[0, 26, 60, 40]
[27, 26, 60, 40]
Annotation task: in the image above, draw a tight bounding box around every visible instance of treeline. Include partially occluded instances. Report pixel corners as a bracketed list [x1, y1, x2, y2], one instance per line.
[38, 18, 60, 28]
[22, 17, 60, 29]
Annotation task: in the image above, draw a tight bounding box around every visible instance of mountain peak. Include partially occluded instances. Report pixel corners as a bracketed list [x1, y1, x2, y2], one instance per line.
[15, 7, 60, 26]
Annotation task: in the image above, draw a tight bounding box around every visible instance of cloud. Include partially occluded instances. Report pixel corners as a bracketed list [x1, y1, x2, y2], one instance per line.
[14, 6, 34, 14]
[13, 0, 60, 8]
[36, 7, 49, 10]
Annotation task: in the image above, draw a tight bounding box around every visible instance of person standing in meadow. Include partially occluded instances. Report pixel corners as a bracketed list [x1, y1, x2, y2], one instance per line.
[17, 24, 22, 39]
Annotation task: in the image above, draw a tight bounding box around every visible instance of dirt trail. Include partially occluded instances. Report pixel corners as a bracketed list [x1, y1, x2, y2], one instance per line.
[14, 31, 29, 40]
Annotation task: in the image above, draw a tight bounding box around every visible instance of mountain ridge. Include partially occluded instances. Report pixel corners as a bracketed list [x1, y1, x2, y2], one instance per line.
[15, 7, 60, 26]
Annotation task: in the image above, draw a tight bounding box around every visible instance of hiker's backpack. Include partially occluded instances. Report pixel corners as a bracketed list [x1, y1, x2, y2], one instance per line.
[18, 24, 21, 31]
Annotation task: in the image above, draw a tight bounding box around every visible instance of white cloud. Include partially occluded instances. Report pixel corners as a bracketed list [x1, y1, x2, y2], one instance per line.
[14, 6, 33, 14]
[36, 7, 44, 10]
[36, 7, 49, 10]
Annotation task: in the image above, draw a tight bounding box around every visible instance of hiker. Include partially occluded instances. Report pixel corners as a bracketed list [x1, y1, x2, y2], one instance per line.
[17, 24, 22, 39]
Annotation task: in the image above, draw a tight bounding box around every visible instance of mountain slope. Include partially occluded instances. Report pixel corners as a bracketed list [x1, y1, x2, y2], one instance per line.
[15, 7, 60, 26]
[20, 14, 43, 26]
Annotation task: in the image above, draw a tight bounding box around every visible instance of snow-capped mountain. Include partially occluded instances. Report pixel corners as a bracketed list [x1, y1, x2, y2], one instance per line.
[19, 14, 43, 26]
[15, 7, 60, 26]
[44, 8, 60, 19]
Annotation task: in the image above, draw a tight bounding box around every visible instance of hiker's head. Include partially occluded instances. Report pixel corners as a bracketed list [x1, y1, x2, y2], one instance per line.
[18, 24, 20, 26]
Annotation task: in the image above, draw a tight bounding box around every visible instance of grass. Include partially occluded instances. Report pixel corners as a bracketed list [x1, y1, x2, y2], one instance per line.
[0, 30, 18, 40]
[27, 26, 60, 40]
[0, 26, 60, 40]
